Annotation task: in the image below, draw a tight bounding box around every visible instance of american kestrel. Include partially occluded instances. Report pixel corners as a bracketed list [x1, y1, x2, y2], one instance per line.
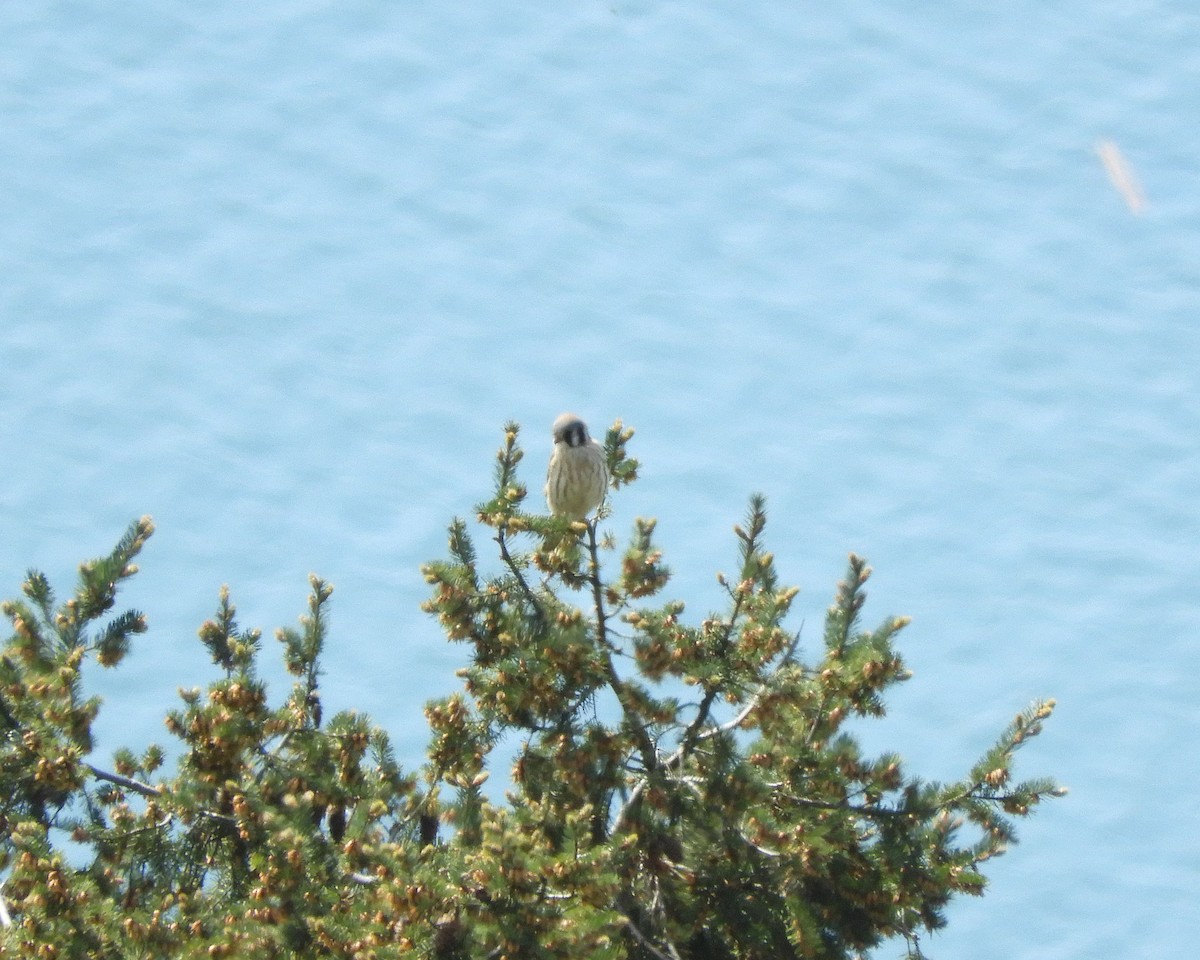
[545, 413, 608, 520]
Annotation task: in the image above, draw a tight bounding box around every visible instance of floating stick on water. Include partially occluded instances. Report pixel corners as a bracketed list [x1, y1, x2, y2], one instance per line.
[1096, 139, 1146, 215]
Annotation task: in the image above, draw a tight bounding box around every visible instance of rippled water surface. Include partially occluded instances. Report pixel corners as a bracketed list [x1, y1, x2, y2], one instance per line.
[3, 3, 1199, 956]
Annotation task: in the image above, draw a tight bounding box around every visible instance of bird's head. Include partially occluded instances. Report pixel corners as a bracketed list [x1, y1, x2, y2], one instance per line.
[551, 412, 591, 448]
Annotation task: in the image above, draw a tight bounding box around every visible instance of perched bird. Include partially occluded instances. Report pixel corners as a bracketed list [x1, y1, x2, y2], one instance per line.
[545, 413, 608, 520]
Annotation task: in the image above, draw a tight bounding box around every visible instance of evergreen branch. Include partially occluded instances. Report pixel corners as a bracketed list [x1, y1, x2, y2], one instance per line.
[303, 576, 329, 707]
[826, 553, 870, 658]
[612, 638, 800, 837]
[85, 762, 161, 799]
[704, 697, 760, 742]
[587, 520, 662, 780]
[677, 583, 748, 756]
[585, 520, 609, 651]
[20, 571, 56, 625]
[622, 914, 680, 960]
[84, 763, 237, 828]
[677, 496, 780, 756]
[601, 657, 659, 779]
[496, 527, 544, 623]
[783, 794, 916, 820]
[611, 777, 648, 835]
[802, 556, 871, 748]
[612, 640, 796, 835]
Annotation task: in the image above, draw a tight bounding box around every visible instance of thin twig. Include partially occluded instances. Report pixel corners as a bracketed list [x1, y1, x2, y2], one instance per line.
[611, 778, 648, 835]
[497, 527, 544, 623]
[611, 630, 802, 834]
[622, 914, 680, 960]
[85, 763, 161, 799]
[585, 518, 659, 779]
[85, 763, 237, 828]
[674, 550, 775, 764]
[585, 520, 607, 649]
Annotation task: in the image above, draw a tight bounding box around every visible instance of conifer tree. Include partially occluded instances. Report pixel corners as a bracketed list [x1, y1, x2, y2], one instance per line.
[0, 422, 1061, 958]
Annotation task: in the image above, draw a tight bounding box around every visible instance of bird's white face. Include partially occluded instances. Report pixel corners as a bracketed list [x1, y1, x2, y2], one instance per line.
[552, 415, 590, 448]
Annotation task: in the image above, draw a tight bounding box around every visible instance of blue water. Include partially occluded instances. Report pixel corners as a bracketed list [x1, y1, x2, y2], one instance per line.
[3, 3, 1199, 956]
